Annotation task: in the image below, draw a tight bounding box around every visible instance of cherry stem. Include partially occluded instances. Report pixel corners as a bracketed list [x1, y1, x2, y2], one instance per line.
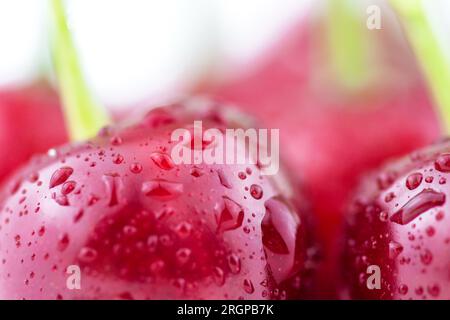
[327, 0, 371, 91]
[49, 0, 110, 141]
[389, 0, 450, 133]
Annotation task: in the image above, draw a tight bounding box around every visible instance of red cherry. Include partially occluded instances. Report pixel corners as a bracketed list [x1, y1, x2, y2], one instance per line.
[342, 140, 450, 299]
[0, 81, 68, 184]
[0, 101, 316, 300]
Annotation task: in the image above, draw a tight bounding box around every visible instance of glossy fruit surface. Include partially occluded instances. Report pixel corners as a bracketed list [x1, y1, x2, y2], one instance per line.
[342, 139, 450, 299]
[0, 100, 316, 300]
[0, 81, 68, 184]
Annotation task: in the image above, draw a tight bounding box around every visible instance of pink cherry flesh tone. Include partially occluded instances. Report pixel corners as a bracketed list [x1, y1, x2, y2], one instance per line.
[342, 139, 450, 299]
[0, 81, 68, 184]
[0, 101, 317, 300]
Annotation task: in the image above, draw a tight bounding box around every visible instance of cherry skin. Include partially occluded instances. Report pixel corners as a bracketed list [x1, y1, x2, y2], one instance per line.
[0, 81, 68, 184]
[342, 139, 450, 299]
[0, 100, 316, 300]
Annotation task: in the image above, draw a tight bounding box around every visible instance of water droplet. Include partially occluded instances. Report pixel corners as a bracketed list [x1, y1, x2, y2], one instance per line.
[406, 172, 423, 190]
[427, 284, 440, 297]
[238, 172, 247, 180]
[61, 181, 76, 195]
[435, 153, 450, 172]
[78, 247, 98, 263]
[213, 267, 225, 286]
[216, 197, 245, 232]
[420, 249, 433, 265]
[110, 136, 122, 146]
[113, 154, 124, 164]
[426, 226, 435, 237]
[103, 174, 124, 207]
[130, 162, 143, 174]
[150, 152, 175, 170]
[390, 189, 445, 225]
[28, 172, 39, 183]
[425, 176, 434, 183]
[190, 167, 203, 177]
[57, 234, 70, 251]
[175, 222, 192, 238]
[398, 284, 408, 295]
[217, 169, 232, 189]
[38, 226, 45, 237]
[176, 248, 191, 265]
[250, 184, 263, 200]
[147, 235, 158, 252]
[53, 194, 69, 206]
[384, 192, 395, 203]
[141, 179, 183, 200]
[379, 211, 389, 222]
[227, 254, 241, 274]
[261, 197, 291, 254]
[73, 209, 84, 223]
[243, 279, 254, 294]
[389, 241, 403, 259]
[49, 167, 73, 188]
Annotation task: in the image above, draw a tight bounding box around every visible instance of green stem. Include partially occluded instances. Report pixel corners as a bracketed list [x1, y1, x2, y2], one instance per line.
[50, 0, 110, 141]
[327, 0, 371, 91]
[389, 0, 450, 132]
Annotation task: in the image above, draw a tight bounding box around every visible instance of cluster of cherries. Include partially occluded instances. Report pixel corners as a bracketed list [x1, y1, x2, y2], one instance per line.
[0, 12, 448, 300]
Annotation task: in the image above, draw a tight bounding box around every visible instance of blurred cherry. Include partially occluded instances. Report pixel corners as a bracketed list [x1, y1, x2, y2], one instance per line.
[0, 81, 68, 184]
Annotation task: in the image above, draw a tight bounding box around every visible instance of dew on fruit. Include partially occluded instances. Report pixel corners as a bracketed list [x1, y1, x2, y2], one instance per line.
[57, 233, 70, 251]
[103, 174, 123, 207]
[110, 136, 122, 146]
[216, 197, 245, 232]
[379, 211, 388, 222]
[150, 152, 175, 170]
[250, 184, 263, 200]
[420, 249, 433, 265]
[38, 226, 45, 237]
[175, 222, 192, 238]
[213, 267, 225, 286]
[427, 284, 440, 297]
[61, 181, 76, 195]
[113, 154, 124, 164]
[434, 153, 450, 172]
[243, 279, 254, 294]
[190, 167, 203, 177]
[406, 172, 423, 190]
[227, 253, 241, 274]
[78, 247, 98, 263]
[73, 209, 84, 223]
[130, 162, 143, 174]
[238, 172, 247, 180]
[261, 197, 290, 254]
[425, 226, 435, 237]
[217, 169, 232, 189]
[49, 167, 73, 188]
[390, 189, 445, 225]
[388, 241, 403, 259]
[147, 235, 158, 252]
[142, 179, 184, 200]
[176, 248, 191, 265]
[398, 284, 408, 295]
